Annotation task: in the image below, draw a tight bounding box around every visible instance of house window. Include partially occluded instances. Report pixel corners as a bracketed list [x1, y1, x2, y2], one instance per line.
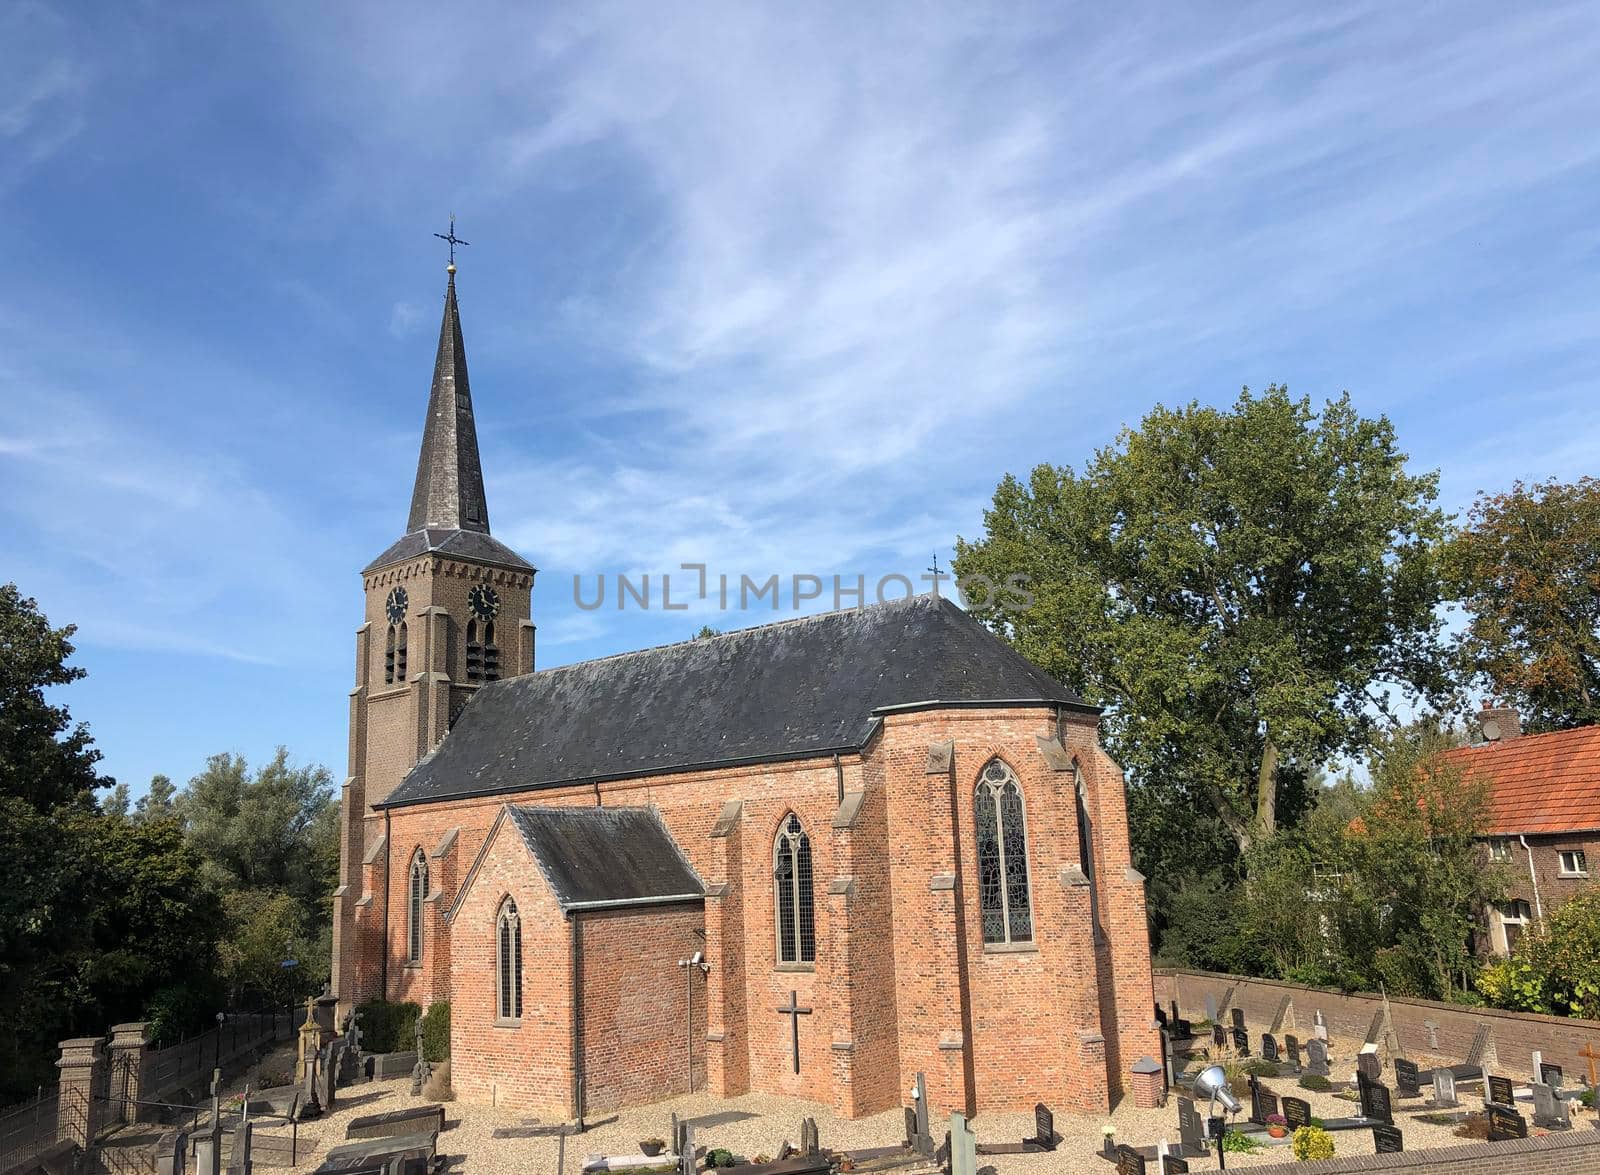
[407, 850, 428, 964]
[773, 814, 815, 964]
[1489, 839, 1512, 862]
[1559, 850, 1589, 877]
[1497, 899, 1532, 954]
[975, 758, 1033, 945]
[496, 898, 522, 1021]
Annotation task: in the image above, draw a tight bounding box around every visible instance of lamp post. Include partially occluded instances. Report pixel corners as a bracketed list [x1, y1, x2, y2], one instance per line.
[213, 1012, 225, 1075]
[676, 953, 710, 1095]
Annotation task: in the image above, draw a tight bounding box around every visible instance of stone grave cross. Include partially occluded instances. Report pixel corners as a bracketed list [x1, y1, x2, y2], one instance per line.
[776, 990, 813, 1074]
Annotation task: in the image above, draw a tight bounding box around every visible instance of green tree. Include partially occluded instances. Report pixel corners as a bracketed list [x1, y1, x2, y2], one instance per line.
[215, 890, 310, 1008]
[955, 386, 1449, 856]
[0, 583, 103, 811]
[1445, 477, 1600, 730]
[1480, 887, 1600, 1018]
[135, 773, 178, 823]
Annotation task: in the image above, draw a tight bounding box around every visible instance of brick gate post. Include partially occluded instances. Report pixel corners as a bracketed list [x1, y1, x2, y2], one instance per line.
[56, 1036, 107, 1147]
[107, 1022, 154, 1123]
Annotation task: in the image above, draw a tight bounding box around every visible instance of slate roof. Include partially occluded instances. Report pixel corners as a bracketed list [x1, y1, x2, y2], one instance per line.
[363, 527, 533, 574]
[379, 593, 1088, 809]
[505, 806, 703, 912]
[1438, 724, 1600, 836]
[408, 271, 491, 535]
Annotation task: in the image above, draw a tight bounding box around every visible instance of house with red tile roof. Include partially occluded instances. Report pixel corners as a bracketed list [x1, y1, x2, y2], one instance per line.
[1439, 707, 1600, 955]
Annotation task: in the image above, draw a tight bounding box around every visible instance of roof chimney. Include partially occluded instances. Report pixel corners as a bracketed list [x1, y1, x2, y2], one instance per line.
[1479, 704, 1522, 743]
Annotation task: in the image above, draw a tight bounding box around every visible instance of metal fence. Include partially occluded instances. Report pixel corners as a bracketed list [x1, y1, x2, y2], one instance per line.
[0, 1085, 61, 1170]
[145, 1007, 294, 1101]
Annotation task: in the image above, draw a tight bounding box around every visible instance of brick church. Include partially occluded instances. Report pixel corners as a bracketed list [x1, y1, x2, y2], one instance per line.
[331, 263, 1161, 1122]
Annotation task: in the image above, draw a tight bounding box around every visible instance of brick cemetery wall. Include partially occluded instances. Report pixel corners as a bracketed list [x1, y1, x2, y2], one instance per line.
[1242, 1128, 1600, 1174]
[1155, 968, 1600, 1083]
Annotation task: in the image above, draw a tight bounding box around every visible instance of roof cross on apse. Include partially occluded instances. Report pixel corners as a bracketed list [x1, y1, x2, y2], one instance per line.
[776, 989, 813, 1074]
[433, 215, 470, 268]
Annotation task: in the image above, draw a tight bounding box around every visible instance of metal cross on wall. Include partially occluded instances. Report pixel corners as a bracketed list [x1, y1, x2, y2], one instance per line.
[776, 989, 813, 1074]
[434, 215, 470, 267]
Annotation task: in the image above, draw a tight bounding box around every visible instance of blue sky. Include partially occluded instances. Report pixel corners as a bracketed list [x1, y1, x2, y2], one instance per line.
[2, 2, 1598, 797]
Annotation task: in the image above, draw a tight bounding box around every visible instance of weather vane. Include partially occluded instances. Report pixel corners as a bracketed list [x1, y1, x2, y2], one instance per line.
[434, 214, 470, 269]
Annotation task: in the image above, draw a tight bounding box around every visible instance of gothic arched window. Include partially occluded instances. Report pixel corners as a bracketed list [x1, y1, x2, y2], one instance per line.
[773, 814, 815, 964]
[384, 625, 397, 685]
[1074, 760, 1102, 942]
[975, 758, 1033, 945]
[496, 897, 522, 1020]
[395, 622, 408, 682]
[407, 850, 428, 963]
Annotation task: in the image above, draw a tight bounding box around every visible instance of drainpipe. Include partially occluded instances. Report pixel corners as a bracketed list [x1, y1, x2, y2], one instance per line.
[1518, 836, 1545, 925]
[570, 915, 585, 1129]
[381, 810, 392, 998]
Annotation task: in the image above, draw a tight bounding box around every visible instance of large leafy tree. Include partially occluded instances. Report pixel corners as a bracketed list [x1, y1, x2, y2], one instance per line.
[1445, 477, 1600, 730]
[955, 386, 1450, 855]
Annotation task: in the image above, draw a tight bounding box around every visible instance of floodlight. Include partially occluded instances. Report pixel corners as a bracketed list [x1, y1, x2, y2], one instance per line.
[1194, 1065, 1242, 1115]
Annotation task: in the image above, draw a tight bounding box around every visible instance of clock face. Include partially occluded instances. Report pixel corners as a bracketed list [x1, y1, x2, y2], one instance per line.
[385, 587, 408, 624]
[468, 584, 500, 621]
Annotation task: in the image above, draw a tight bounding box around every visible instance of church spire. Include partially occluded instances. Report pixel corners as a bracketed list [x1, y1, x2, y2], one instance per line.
[407, 265, 491, 534]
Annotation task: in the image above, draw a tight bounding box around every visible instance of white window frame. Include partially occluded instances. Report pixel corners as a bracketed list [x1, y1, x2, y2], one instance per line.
[1489, 839, 1512, 862]
[1559, 849, 1589, 877]
[1495, 899, 1532, 956]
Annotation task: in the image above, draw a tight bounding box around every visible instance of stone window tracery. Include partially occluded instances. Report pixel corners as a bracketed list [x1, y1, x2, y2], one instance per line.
[975, 758, 1033, 945]
[773, 813, 815, 964]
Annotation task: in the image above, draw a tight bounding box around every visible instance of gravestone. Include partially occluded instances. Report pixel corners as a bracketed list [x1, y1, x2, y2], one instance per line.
[1030, 1103, 1055, 1150]
[1231, 1008, 1246, 1032]
[409, 1020, 430, 1097]
[1394, 1058, 1420, 1098]
[1531, 1081, 1570, 1130]
[678, 1123, 696, 1175]
[1173, 1018, 1192, 1041]
[1357, 1051, 1381, 1083]
[1306, 1038, 1330, 1077]
[318, 1042, 338, 1111]
[949, 1112, 977, 1175]
[1269, 994, 1293, 1034]
[912, 1072, 932, 1155]
[1262, 1033, 1279, 1063]
[1161, 1156, 1189, 1175]
[1486, 1104, 1527, 1141]
[1432, 1067, 1458, 1108]
[1282, 1096, 1311, 1132]
[1540, 1061, 1563, 1089]
[1487, 1074, 1515, 1107]
[1204, 994, 1218, 1022]
[1169, 999, 1180, 1024]
[1285, 1034, 1301, 1071]
[1358, 1073, 1393, 1124]
[1313, 1009, 1328, 1041]
[1115, 1144, 1146, 1175]
[1211, 1023, 1226, 1048]
[903, 1107, 917, 1150]
[1248, 1077, 1279, 1127]
[1231, 1027, 1249, 1056]
[1176, 1097, 1205, 1158]
[1373, 1124, 1403, 1154]
[1422, 1019, 1440, 1050]
[800, 1117, 819, 1156]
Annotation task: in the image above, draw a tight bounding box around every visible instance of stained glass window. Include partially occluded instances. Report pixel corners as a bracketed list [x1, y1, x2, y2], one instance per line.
[408, 850, 428, 963]
[774, 814, 815, 963]
[497, 898, 522, 1020]
[974, 759, 1033, 944]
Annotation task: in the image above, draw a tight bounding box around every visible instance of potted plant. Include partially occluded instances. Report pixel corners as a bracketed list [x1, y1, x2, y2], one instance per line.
[1266, 1112, 1288, 1139]
[639, 1137, 665, 1157]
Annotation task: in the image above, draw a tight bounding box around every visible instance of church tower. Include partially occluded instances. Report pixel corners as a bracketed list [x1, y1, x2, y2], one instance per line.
[331, 258, 536, 1006]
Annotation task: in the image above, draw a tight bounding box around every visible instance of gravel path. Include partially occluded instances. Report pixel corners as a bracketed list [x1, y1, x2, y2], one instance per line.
[227, 1036, 1594, 1173]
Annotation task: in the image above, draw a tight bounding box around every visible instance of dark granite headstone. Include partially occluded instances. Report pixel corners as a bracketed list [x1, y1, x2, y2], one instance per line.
[1487, 1104, 1527, 1141]
[1357, 1052, 1381, 1083]
[1115, 1144, 1147, 1175]
[1211, 1022, 1226, 1047]
[1358, 1074, 1393, 1124]
[346, 1105, 446, 1141]
[1249, 1081, 1279, 1127]
[1161, 1156, 1189, 1175]
[1306, 1038, 1329, 1077]
[1262, 1033, 1279, 1063]
[1285, 1034, 1301, 1070]
[1373, 1124, 1403, 1154]
[1231, 1027, 1250, 1056]
[1394, 1058, 1420, 1097]
[1031, 1103, 1055, 1149]
[1176, 1096, 1205, 1158]
[1173, 1018, 1192, 1041]
[1231, 1007, 1246, 1031]
[1487, 1074, 1515, 1107]
[1282, 1096, 1311, 1132]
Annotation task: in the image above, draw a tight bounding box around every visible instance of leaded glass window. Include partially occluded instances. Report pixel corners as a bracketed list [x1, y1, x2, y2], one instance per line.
[407, 850, 428, 963]
[975, 758, 1033, 944]
[496, 897, 522, 1020]
[774, 814, 816, 963]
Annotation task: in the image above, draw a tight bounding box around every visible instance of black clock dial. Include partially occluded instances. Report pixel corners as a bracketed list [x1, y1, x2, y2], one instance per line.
[385, 587, 408, 624]
[468, 584, 500, 620]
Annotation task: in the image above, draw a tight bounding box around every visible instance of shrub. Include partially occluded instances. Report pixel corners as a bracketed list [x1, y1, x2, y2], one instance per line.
[1581, 1087, 1596, 1110]
[1291, 1125, 1334, 1161]
[705, 1149, 736, 1168]
[1219, 1129, 1260, 1154]
[355, 999, 421, 1054]
[1245, 1059, 1281, 1077]
[421, 1001, 450, 1063]
[1298, 1074, 1332, 1091]
[1479, 889, 1600, 1018]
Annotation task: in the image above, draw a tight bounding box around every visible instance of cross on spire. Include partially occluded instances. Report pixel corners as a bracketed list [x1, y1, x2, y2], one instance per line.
[434, 215, 470, 270]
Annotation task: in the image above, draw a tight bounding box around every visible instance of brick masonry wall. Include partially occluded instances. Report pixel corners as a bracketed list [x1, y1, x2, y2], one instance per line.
[1243, 1129, 1600, 1174]
[577, 904, 707, 1114]
[1155, 968, 1600, 1084]
[1498, 833, 1600, 922]
[353, 700, 1157, 1121]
